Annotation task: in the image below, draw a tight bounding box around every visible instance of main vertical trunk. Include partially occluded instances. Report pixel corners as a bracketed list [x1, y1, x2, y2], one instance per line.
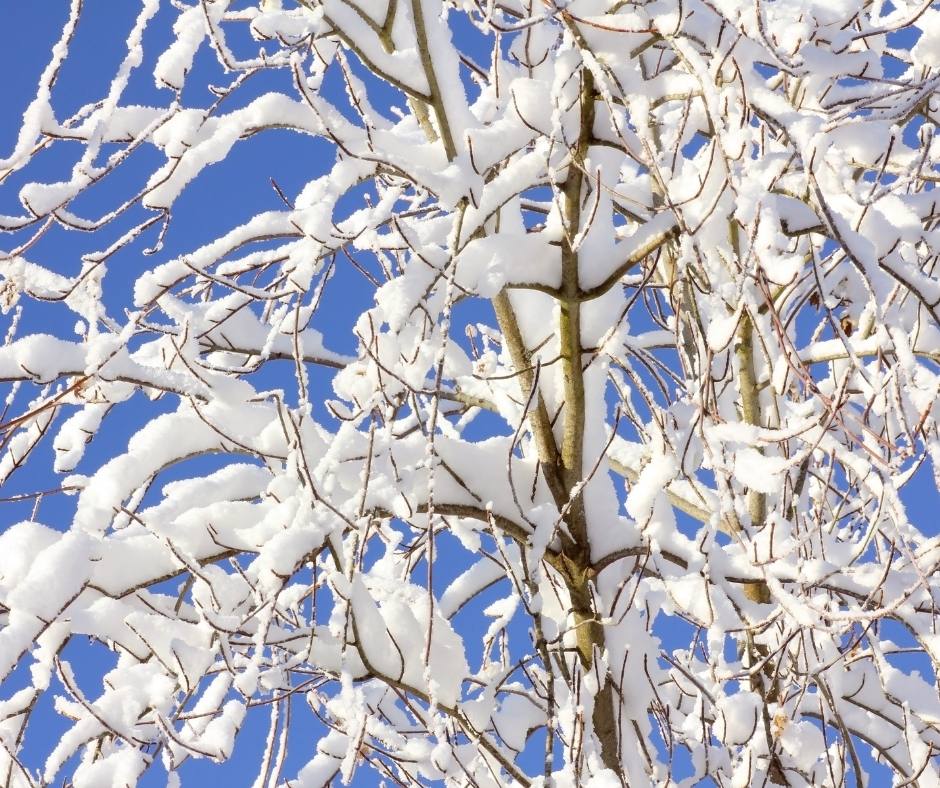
[557, 66, 621, 773]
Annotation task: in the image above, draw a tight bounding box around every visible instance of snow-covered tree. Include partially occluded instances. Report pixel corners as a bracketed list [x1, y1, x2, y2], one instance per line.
[1, 0, 940, 785]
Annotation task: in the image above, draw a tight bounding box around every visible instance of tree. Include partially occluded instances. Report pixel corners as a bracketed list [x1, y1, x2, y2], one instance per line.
[1, 0, 939, 784]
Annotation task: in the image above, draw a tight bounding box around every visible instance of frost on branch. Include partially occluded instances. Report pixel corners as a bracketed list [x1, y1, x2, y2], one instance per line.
[1, 0, 940, 785]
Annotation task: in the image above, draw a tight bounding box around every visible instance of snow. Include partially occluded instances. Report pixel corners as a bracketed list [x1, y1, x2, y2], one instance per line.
[154, 7, 206, 90]
[71, 748, 148, 788]
[200, 699, 246, 759]
[0, 521, 60, 590]
[733, 448, 791, 496]
[439, 558, 506, 619]
[913, 9, 940, 69]
[6, 530, 96, 620]
[714, 692, 762, 746]
[455, 232, 561, 295]
[625, 451, 678, 524]
[144, 95, 325, 209]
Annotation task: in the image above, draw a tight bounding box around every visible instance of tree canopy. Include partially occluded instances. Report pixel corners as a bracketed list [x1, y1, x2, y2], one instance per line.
[1, 0, 940, 785]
